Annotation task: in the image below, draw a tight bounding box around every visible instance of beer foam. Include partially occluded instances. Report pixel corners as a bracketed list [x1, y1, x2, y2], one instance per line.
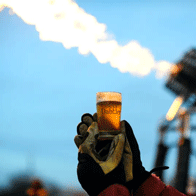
[96, 92, 122, 103]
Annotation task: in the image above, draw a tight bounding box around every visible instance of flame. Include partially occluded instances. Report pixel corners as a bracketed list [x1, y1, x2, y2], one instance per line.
[0, 0, 172, 77]
[166, 96, 184, 121]
[170, 64, 183, 77]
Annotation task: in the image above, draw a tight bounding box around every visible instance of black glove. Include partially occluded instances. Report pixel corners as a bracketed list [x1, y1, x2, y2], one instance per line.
[74, 113, 127, 196]
[74, 113, 169, 195]
[123, 120, 169, 193]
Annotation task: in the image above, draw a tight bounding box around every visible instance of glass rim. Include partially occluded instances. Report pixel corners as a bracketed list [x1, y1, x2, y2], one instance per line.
[96, 91, 121, 95]
[96, 91, 122, 103]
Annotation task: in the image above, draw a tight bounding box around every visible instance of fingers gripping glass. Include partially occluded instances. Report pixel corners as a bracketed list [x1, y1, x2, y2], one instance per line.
[77, 113, 94, 135]
[77, 113, 110, 159]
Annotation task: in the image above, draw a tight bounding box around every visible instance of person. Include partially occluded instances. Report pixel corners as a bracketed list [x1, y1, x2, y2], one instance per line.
[74, 113, 188, 196]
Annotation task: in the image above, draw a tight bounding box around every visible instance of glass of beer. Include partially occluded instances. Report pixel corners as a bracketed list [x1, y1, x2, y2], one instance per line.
[96, 92, 122, 140]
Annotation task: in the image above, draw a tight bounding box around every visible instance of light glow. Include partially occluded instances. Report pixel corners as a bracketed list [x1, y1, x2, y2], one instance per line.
[166, 96, 184, 121]
[170, 64, 183, 77]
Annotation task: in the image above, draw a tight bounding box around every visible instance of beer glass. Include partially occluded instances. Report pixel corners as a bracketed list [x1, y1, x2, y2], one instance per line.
[96, 92, 122, 140]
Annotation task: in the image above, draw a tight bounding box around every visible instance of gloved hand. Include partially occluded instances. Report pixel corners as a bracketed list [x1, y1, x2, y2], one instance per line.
[74, 113, 145, 192]
[75, 113, 169, 195]
[122, 120, 169, 194]
[74, 113, 127, 196]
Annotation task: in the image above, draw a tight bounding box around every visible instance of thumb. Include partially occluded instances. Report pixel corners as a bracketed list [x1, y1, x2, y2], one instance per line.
[74, 135, 83, 148]
[79, 122, 99, 155]
[100, 133, 125, 174]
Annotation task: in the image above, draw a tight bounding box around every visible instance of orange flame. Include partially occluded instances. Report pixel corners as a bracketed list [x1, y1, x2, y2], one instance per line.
[170, 64, 183, 77]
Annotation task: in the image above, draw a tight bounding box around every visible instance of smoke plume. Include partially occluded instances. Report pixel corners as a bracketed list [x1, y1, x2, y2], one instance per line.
[0, 0, 172, 78]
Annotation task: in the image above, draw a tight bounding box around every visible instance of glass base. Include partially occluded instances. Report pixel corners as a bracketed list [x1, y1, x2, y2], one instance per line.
[98, 131, 121, 140]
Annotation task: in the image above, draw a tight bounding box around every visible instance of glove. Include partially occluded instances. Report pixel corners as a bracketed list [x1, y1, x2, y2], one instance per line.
[122, 120, 169, 194]
[75, 113, 168, 195]
[74, 113, 127, 196]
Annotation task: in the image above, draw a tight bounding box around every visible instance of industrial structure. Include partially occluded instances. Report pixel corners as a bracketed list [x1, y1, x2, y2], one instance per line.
[154, 48, 196, 195]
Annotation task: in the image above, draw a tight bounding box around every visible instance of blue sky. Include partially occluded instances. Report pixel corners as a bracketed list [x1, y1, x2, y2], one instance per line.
[0, 0, 196, 190]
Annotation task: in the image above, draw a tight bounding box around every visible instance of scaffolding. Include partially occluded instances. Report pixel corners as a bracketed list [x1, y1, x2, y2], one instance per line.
[154, 48, 196, 194]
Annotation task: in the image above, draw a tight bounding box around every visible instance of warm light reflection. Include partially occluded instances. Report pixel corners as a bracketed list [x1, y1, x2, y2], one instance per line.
[166, 96, 184, 121]
[177, 108, 190, 136]
[26, 179, 48, 196]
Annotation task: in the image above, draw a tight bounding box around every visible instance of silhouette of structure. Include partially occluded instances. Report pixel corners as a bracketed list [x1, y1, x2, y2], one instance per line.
[154, 48, 196, 194]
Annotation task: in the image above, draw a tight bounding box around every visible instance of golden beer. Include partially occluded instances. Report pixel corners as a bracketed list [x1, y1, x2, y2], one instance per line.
[96, 92, 122, 140]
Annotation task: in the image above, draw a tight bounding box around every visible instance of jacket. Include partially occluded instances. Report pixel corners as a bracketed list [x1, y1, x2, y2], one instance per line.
[98, 174, 193, 196]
